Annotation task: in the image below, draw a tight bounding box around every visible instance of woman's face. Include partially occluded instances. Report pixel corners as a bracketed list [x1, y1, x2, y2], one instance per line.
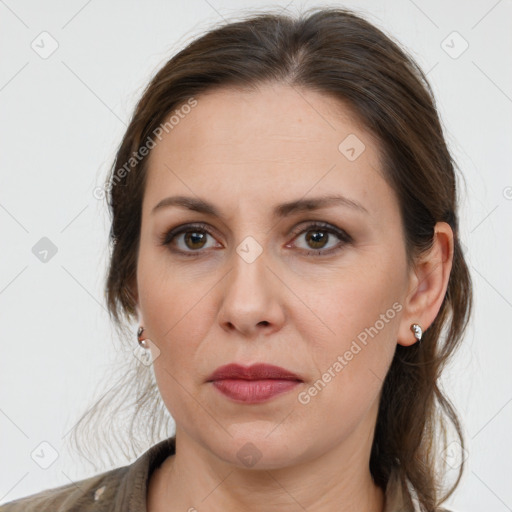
[136, 83, 414, 469]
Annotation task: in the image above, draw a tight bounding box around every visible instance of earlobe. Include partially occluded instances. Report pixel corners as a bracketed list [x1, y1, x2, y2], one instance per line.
[397, 222, 454, 347]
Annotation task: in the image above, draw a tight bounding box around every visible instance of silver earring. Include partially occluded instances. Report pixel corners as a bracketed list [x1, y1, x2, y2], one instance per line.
[410, 323, 422, 342]
[137, 326, 149, 349]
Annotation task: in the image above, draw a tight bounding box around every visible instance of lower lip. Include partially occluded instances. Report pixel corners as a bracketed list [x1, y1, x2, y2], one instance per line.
[210, 379, 301, 403]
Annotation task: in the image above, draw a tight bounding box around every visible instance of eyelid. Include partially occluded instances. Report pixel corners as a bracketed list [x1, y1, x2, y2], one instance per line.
[286, 221, 352, 254]
[159, 222, 217, 247]
[288, 220, 351, 241]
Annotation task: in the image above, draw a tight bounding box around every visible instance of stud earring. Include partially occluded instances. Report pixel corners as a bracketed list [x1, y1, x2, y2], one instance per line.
[410, 323, 423, 342]
[137, 326, 149, 349]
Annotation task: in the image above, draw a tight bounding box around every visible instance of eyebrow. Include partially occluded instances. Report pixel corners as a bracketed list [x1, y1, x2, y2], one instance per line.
[151, 194, 368, 217]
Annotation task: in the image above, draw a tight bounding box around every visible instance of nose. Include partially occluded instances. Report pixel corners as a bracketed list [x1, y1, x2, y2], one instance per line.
[217, 243, 286, 338]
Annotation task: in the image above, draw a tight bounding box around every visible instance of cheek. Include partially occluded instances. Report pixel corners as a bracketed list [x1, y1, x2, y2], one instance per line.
[298, 249, 404, 353]
[141, 291, 211, 429]
[137, 253, 210, 386]
[292, 284, 400, 447]
[295, 256, 404, 406]
[137, 244, 212, 343]
[136, 249, 221, 415]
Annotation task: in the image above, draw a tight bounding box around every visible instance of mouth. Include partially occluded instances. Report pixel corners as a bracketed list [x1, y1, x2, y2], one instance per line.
[207, 362, 302, 381]
[206, 363, 303, 404]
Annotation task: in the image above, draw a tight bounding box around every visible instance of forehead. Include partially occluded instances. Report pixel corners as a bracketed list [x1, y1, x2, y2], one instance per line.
[143, 83, 392, 219]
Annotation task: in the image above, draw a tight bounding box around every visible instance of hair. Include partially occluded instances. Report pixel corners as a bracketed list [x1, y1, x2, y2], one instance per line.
[68, 6, 472, 511]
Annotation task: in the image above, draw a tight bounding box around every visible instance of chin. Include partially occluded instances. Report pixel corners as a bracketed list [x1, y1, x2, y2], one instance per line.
[209, 425, 306, 470]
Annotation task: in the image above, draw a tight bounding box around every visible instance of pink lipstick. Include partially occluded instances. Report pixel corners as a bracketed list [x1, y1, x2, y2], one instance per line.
[207, 363, 302, 404]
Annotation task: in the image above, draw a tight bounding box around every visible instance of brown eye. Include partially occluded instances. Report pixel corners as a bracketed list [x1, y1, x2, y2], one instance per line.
[160, 221, 352, 258]
[160, 223, 220, 256]
[289, 222, 352, 256]
[182, 231, 208, 250]
[304, 229, 330, 250]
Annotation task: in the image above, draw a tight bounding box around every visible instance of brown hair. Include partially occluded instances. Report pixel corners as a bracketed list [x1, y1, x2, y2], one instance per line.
[69, 7, 472, 510]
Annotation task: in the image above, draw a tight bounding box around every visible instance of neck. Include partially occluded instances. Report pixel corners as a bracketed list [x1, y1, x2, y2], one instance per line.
[148, 427, 385, 512]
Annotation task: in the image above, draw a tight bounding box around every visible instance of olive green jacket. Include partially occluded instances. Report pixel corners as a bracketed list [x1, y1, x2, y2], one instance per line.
[0, 437, 432, 511]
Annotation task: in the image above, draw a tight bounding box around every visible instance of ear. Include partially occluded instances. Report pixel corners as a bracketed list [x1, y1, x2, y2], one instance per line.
[397, 222, 454, 347]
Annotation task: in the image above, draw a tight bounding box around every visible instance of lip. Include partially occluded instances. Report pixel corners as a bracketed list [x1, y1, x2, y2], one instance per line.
[207, 363, 302, 382]
[207, 363, 303, 404]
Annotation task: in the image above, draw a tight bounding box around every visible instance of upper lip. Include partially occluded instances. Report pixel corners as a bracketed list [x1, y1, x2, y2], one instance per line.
[207, 363, 302, 382]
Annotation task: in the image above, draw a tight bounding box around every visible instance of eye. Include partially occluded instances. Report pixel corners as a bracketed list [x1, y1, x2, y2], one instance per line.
[287, 222, 352, 256]
[159, 223, 220, 256]
[160, 221, 352, 258]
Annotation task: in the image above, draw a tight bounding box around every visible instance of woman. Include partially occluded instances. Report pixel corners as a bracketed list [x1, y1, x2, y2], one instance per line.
[1, 6, 472, 512]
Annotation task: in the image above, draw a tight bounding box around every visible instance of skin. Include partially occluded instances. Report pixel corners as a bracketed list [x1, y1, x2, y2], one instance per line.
[133, 82, 453, 512]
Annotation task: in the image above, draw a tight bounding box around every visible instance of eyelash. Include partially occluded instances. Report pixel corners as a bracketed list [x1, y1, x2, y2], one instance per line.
[159, 221, 352, 258]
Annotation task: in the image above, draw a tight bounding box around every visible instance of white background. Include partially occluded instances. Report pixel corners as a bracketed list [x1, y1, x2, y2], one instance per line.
[1, 0, 511, 510]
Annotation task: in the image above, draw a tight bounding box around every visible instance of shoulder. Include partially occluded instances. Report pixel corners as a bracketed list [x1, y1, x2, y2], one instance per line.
[0, 466, 128, 512]
[0, 437, 176, 512]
